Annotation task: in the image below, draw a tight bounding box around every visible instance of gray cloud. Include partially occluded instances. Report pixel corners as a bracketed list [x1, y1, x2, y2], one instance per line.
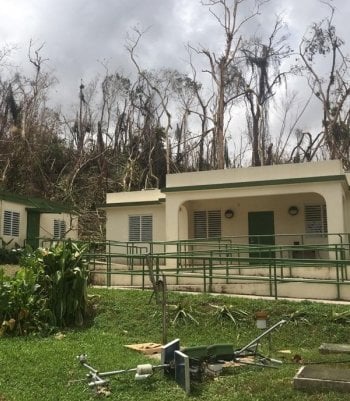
[0, 0, 349, 137]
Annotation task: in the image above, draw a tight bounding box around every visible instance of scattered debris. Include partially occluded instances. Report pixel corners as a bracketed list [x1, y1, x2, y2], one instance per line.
[76, 320, 287, 395]
[319, 343, 350, 355]
[125, 343, 163, 355]
[292, 354, 304, 364]
[294, 365, 350, 393]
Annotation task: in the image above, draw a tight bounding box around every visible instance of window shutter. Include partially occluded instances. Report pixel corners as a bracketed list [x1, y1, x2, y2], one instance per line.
[54, 220, 60, 239]
[12, 212, 20, 237]
[304, 205, 328, 235]
[141, 215, 153, 241]
[208, 210, 221, 238]
[54, 220, 66, 239]
[129, 216, 141, 242]
[194, 210, 207, 239]
[128, 215, 153, 242]
[193, 210, 222, 239]
[321, 204, 328, 233]
[3, 210, 12, 236]
[3, 210, 20, 237]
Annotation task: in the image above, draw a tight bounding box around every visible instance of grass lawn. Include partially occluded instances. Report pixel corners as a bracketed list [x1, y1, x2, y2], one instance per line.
[1, 288, 350, 400]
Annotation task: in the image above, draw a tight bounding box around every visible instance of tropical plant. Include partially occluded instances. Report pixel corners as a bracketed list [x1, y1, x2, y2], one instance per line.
[0, 241, 90, 336]
[0, 265, 51, 336]
[32, 240, 90, 327]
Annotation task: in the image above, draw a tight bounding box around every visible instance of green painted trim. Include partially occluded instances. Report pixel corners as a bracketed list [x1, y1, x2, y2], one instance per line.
[0, 190, 75, 213]
[102, 199, 166, 208]
[162, 174, 347, 193]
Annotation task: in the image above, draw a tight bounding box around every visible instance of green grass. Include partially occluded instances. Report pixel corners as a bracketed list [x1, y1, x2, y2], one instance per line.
[1, 288, 350, 400]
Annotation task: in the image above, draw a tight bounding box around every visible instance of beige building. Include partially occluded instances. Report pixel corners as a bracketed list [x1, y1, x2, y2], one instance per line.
[0, 191, 78, 249]
[104, 160, 350, 250]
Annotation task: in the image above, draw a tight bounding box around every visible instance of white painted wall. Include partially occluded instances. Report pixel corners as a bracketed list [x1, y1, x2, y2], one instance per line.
[185, 192, 327, 245]
[105, 204, 165, 244]
[40, 213, 78, 240]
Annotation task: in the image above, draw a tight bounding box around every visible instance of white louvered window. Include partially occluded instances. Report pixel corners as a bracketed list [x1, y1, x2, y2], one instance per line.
[3, 210, 20, 237]
[193, 210, 221, 239]
[304, 204, 328, 235]
[128, 215, 153, 242]
[53, 219, 66, 240]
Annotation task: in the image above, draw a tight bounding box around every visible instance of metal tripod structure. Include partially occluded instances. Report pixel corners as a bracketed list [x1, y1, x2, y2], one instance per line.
[77, 319, 287, 394]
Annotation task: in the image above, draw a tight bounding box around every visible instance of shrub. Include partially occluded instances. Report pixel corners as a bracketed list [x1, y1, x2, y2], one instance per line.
[0, 241, 90, 336]
[0, 238, 23, 264]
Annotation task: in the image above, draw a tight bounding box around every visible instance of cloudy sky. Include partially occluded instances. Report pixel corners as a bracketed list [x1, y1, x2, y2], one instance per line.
[0, 0, 349, 141]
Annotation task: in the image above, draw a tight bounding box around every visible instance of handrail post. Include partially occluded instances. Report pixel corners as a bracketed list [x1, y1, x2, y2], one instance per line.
[107, 253, 111, 287]
[273, 259, 278, 300]
[335, 258, 341, 300]
[209, 255, 213, 293]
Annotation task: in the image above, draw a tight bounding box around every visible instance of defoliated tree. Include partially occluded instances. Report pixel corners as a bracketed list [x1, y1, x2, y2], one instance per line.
[242, 18, 292, 166]
[192, 0, 269, 169]
[299, 3, 350, 167]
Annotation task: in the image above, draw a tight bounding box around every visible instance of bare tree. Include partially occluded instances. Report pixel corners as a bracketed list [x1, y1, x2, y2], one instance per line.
[299, 3, 350, 167]
[126, 28, 173, 174]
[242, 17, 292, 166]
[192, 0, 268, 169]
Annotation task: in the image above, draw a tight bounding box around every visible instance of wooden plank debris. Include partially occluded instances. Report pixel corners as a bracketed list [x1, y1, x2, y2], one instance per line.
[125, 343, 163, 355]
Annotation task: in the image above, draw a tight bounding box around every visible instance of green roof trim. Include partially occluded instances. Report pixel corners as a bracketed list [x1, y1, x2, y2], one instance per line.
[0, 190, 75, 214]
[162, 174, 348, 193]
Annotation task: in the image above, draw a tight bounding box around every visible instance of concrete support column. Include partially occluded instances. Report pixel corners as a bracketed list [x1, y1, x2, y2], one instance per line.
[164, 196, 182, 267]
[321, 184, 346, 239]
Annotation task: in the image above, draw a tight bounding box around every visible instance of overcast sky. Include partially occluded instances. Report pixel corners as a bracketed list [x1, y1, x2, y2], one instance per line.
[0, 0, 349, 143]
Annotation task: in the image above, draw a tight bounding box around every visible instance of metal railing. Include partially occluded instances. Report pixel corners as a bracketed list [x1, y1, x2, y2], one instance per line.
[84, 237, 350, 301]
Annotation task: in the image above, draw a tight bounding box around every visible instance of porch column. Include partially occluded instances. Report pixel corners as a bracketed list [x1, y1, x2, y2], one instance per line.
[322, 185, 346, 237]
[165, 197, 181, 242]
[165, 196, 182, 267]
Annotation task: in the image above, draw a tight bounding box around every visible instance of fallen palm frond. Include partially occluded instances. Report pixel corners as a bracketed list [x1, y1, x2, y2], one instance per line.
[210, 304, 249, 326]
[170, 304, 199, 326]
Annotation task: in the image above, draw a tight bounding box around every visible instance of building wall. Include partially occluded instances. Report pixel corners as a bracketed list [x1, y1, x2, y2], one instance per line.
[186, 192, 327, 245]
[0, 198, 78, 248]
[0, 199, 28, 246]
[39, 213, 79, 241]
[104, 161, 349, 247]
[165, 180, 347, 243]
[166, 159, 344, 188]
[106, 203, 166, 245]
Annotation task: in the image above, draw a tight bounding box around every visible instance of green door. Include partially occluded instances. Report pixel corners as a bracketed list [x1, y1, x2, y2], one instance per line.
[26, 210, 41, 249]
[248, 211, 275, 260]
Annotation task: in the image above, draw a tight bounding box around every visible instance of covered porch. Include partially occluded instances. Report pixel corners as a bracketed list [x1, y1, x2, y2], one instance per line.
[164, 160, 350, 258]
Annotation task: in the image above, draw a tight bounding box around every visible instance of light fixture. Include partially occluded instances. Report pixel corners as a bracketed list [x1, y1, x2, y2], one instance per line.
[288, 206, 299, 216]
[224, 209, 234, 219]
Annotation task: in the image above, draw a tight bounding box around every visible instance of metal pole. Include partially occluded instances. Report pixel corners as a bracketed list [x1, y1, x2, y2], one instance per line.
[236, 320, 286, 355]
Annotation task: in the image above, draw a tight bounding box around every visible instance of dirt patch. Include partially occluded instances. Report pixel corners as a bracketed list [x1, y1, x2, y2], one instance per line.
[0, 264, 20, 277]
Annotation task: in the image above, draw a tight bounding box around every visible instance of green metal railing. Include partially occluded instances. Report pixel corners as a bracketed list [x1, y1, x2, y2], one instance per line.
[33, 234, 350, 300]
[84, 237, 350, 301]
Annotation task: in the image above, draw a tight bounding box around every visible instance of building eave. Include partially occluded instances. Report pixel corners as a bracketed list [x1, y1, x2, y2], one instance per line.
[162, 174, 348, 193]
[101, 199, 166, 208]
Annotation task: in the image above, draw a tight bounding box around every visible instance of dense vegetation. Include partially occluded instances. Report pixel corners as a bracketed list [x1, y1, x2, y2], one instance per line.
[0, 241, 89, 336]
[1, 288, 350, 400]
